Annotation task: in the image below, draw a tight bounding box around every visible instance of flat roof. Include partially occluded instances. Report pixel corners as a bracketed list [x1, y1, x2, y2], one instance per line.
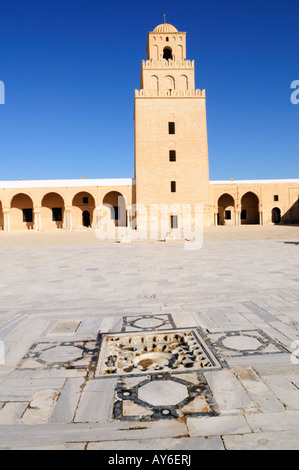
[210, 179, 299, 185]
[0, 178, 135, 189]
[0, 177, 298, 190]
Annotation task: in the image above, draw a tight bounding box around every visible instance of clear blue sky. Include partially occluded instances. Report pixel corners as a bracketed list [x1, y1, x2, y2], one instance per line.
[0, 0, 298, 181]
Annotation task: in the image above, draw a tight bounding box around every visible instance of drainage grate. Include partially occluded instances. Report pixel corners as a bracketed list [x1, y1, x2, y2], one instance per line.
[95, 329, 222, 376]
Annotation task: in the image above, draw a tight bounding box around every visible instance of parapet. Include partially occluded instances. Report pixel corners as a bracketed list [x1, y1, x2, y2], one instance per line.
[135, 89, 206, 98]
[142, 59, 194, 69]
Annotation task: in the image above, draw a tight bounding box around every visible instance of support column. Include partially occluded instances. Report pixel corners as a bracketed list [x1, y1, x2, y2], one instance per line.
[3, 209, 10, 232]
[259, 205, 263, 225]
[126, 208, 131, 229]
[65, 208, 72, 231]
[214, 212, 218, 226]
[33, 209, 41, 232]
[235, 210, 241, 226]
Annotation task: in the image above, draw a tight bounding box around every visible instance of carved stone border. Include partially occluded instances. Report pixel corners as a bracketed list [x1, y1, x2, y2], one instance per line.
[113, 372, 219, 421]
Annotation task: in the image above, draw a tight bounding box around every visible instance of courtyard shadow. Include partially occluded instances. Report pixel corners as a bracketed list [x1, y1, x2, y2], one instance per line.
[281, 200, 299, 224]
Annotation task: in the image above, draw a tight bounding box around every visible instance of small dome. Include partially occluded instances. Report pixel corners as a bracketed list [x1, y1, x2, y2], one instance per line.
[153, 23, 178, 33]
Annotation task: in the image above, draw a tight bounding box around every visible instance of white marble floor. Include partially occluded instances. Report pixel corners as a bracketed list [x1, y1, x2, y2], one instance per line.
[0, 228, 299, 449]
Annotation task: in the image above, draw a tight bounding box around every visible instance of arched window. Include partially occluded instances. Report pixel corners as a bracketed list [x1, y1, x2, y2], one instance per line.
[165, 75, 174, 91]
[163, 47, 172, 60]
[180, 75, 188, 90]
[177, 45, 183, 60]
[151, 75, 159, 91]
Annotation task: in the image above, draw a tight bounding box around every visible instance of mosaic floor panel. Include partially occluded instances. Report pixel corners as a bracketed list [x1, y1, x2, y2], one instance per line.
[203, 328, 288, 359]
[113, 371, 219, 421]
[17, 340, 99, 372]
[121, 314, 176, 333]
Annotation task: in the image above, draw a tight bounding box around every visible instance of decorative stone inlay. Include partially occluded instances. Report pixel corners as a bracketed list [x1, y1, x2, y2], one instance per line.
[95, 329, 221, 376]
[40, 345, 82, 363]
[222, 335, 262, 351]
[205, 329, 288, 359]
[121, 314, 176, 333]
[113, 372, 218, 421]
[138, 379, 188, 406]
[18, 340, 99, 372]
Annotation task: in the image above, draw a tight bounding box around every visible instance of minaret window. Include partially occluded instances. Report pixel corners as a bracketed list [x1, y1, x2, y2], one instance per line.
[171, 181, 176, 192]
[163, 47, 173, 60]
[168, 122, 175, 134]
[169, 150, 176, 161]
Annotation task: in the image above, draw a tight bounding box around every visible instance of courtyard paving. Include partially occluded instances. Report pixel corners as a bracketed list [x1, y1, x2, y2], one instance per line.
[0, 225, 299, 450]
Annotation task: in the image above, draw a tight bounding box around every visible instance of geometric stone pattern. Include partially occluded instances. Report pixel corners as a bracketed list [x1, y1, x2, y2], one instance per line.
[204, 329, 288, 359]
[17, 340, 99, 372]
[121, 314, 176, 332]
[95, 329, 222, 376]
[113, 372, 219, 421]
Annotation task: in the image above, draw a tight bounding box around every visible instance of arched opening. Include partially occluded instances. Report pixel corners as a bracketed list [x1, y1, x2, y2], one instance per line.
[241, 192, 260, 225]
[103, 191, 126, 227]
[41, 192, 65, 230]
[82, 210, 91, 228]
[165, 75, 174, 92]
[10, 193, 34, 230]
[217, 194, 235, 225]
[72, 192, 95, 229]
[177, 45, 183, 60]
[0, 201, 3, 231]
[151, 75, 159, 92]
[180, 75, 188, 90]
[163, 47, 173, 60]
[272, 207, 281, 224]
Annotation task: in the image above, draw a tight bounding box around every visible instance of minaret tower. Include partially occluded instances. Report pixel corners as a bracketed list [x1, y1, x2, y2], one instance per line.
[134, 19, 211, 230]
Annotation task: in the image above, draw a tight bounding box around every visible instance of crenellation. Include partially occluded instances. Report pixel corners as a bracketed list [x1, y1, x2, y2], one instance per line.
[135, 89, 205, 97]
[142, 59, 194, 68]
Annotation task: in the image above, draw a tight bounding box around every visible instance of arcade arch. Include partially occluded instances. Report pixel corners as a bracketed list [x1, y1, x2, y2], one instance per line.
[10, 193, 34, 230]
[103, 191, 126, 227]
[241, 192, 260, 225]
[72, 192, 96, 228]
[217, 193, 235, 225]
[41, 192, 65, 229]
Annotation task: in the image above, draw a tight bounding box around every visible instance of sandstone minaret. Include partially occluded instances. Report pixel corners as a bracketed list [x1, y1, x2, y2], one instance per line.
[134, 20, 211, 231]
